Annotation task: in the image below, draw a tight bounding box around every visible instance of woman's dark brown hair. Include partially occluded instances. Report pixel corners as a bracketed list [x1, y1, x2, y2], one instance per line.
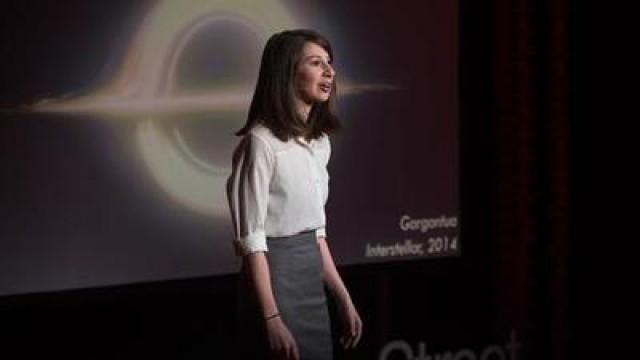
[234, 29, 342, 142]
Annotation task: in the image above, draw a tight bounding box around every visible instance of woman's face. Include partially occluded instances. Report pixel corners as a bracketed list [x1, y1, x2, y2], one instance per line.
[294, 42, 335, 105]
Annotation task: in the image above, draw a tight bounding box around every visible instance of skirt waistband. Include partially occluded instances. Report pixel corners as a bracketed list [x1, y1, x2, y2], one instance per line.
[266, 228, 316, 240]
[266, 229, 317, 248]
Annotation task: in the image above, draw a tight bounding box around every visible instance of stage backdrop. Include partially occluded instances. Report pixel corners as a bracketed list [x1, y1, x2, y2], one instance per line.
[0, 0, 458, 296]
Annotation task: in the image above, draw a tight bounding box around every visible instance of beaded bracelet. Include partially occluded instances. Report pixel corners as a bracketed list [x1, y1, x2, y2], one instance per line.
[264, 312, 281, 321]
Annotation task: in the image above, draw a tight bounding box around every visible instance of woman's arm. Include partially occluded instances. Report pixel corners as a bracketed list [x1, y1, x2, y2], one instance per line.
[316, 237, 352, 306]
[244, 251, 300, 359]
[243, 252, 279, 318]
[316, 236, 363, 349]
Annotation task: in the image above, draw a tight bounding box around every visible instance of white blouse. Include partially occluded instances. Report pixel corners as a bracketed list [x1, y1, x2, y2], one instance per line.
[226, 123, 331, 256]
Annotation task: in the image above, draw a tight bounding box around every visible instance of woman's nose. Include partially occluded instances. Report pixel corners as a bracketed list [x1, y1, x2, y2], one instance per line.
[323, 63, 335, 77]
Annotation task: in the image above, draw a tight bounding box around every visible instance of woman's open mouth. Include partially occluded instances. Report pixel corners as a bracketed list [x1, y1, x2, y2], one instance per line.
[319, 82, 332, 93]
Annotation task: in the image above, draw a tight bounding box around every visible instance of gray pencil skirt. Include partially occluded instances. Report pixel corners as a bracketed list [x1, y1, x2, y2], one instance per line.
[235, 229, 334, 360]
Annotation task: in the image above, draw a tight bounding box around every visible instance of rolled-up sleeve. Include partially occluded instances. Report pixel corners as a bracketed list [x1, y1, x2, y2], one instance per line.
[315, 136, 331, 241]
[226, 134, 275, 256]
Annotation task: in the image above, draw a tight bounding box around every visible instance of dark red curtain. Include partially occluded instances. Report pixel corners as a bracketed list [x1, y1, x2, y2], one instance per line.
[491, 0, 572, 359]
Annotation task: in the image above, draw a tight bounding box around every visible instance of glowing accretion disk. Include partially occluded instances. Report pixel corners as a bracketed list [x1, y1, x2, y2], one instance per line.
[132, 0, 298, 217]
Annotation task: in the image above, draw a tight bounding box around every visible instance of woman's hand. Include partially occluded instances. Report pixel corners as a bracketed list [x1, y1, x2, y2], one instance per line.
[265, 316, 300, 360]
[338, 299, 363, 350]
[315, 236, 363, 350]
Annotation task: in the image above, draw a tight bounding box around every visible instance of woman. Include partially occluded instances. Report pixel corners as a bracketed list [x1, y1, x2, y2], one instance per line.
[226, 29, 362, 360]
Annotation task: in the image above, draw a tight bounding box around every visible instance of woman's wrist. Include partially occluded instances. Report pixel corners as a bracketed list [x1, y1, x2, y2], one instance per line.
[264, 312, 281, 321]
[330, 285, 351, 306]
[335, 291, 353, 310]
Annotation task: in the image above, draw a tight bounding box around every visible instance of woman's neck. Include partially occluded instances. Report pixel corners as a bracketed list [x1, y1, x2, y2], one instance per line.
[295, 98, 312, 123]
